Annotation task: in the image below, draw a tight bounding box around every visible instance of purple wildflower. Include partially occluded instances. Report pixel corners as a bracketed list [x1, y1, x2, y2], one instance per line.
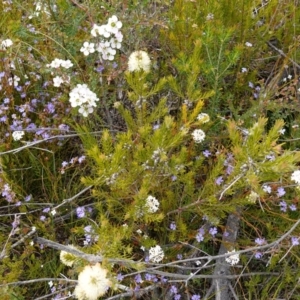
[76, 206, 85, 218]
[215, 176, 224, 185]
[289, 204, 297, 211]
[280, 200, 287, 212]
[277, 187, 286, 197]
[191, 295, 201, 300]
[170, 285, 177, 294]
[255, 237, 266, 245]
[170, 222, 176, 230]
[291, 237, 299, 246]
[209, 227, 217, 237]
[203, 150, 211, 157]
[134, 274, 143, 284]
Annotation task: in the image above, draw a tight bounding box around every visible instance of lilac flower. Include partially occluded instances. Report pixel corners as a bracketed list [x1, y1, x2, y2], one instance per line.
[160, 276, 168, 283]
[277, 187, 286, 197]
[58, 124, 70, 132]
[43, 207, 50, 213]
[262, 185, 271, 194]
[40, 215, 46, 221]
[177, 254, 183, 260]
[289, 204, 297, 211]
[291, 237, 299, 246]
[209, 227, 217, 237]
[255, 237, 266, 245]
[191, 295, 201, 300]
[226, 164, 234, 175]
[280, 200, 287, 212]
[170, 222, 176, 230]
[171, 175, 177, 181]
[223, 231, 229, 237]
[174, 294, 181, 300]
[12, 217, 20, 228]
[215, 176, 224, 186]
[24, 195, 32, 202]
[203, 150, 211, 157]
[76, 206, 85, 218]
[145, 273, 153, 281]
[134, 274, 143, 284]
[255, 252, 263, 259]
[117, 273, 124, 281]
[170, 285, 177, 294]
[196, 232, 204, 242]
[62, 161, 68, 167]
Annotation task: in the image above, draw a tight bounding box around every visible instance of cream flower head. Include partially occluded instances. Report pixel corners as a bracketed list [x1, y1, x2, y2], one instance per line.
[74, 263, 111, 300]
[128, 50, 151, 73]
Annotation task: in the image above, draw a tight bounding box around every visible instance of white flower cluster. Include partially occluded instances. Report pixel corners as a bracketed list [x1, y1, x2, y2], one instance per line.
[128, 50, 151, 73]
[145, 195, 160, 213]
[69, 84, 99, 117]
[291, 170, 300, 185]
[192, 129, 206, 143]
[12, 131, 25, 141]
[46, 58, 73, 69]
[47, 58, 73, 87]
[225, 249, 240, 266]
[60, 245, 78, 267]
[0, 39, 13, 50]
[81, 15, 123, 61]
[74, 263, 111, 300]
[197, 113, 210, 123]
[149, 245, 164, 263]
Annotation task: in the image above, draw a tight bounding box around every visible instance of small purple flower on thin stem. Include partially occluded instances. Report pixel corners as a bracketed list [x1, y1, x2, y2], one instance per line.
[255, 237, 266, 245]
[76, 206, 85, 218]
[255, 252, 263, 259]
[277, 187, 286, 197]
[280, 200, 287, 212]
[289, 204, 297, 211]
[170, 222, 176, 230]
[209, 227, 217, 237]
[191, 295, 201, 300]
[203, 150, 211, 157]
[174, 294, 181, 300]
[291, 237, 299, 246]
[134, 274, 143, 284]
[177, 254, 183, 260]
[215, 176, 223, 186]
[170, 285, 178, 294]
[117, 273, 124, 281]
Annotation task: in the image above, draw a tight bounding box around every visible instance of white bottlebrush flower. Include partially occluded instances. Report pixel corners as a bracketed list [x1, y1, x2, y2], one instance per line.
[225, 249, 240, 266]
[128, 50, 151, 73]
[80, 42, 95, 56]
[0, 39, 13, 50]
[145, 195, 160, 213]
[291, 170, 300, 185]
[149, 245, 164, 263]
[196, 113, 210, 123]
[247, 191, 259, 203]
[12, 131, 24, 141]
[74, 263, 111, 300]
[192, 129, 206, 143]
[60, 245, 79, 267]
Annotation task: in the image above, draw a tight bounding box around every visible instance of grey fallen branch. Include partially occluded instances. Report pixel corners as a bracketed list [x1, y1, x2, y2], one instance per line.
[35, 237, 138, 268]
